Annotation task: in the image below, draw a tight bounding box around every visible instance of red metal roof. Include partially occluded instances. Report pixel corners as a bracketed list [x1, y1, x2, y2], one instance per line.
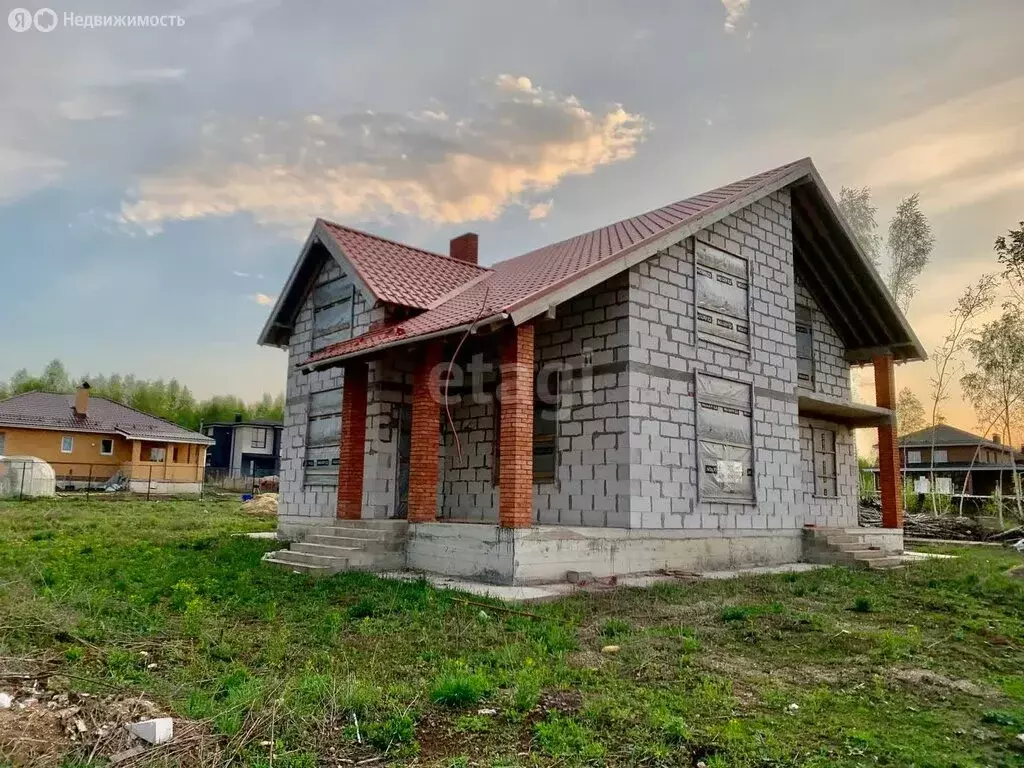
[319, 221, 490, 309]
[304, 159, 809, 367]
[0, 392, 214, 445]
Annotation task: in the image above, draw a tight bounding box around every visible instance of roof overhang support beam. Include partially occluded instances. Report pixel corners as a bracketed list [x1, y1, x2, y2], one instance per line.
[792, 188, 890, 347]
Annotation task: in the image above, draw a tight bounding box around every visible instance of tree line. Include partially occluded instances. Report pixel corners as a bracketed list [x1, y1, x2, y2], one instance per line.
[0, 361, 284, 433]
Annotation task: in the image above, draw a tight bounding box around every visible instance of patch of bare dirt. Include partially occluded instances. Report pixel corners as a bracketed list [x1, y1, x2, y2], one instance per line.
[889, 667, 996, 699]
[0, 680, 219, 767]
[1008, 565, 1024, 580]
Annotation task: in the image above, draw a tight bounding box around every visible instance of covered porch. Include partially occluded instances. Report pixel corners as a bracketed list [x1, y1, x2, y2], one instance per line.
[333, 321, 540, 530]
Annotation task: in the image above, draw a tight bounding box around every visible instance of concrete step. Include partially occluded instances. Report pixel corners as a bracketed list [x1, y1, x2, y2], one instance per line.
[866, 557, 905, 570]
[329, 520, 409, 531]
[273, 550, 350, 569]
[305, 534, 405, 551]
[825, 535, 863, 546]
[835, 544, 883, 556]
[847, 549, 888, 562]
[312, 524, 408, 542]
[262, 551, 346, 574]
[289, 542, 404, 568]
[291, 542, 362, 558]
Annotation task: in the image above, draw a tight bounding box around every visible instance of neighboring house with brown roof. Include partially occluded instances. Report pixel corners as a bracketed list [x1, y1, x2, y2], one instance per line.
[0, 385, 214, 495]
[865, 424, 1024, 497]
[258, 157, 923, 583]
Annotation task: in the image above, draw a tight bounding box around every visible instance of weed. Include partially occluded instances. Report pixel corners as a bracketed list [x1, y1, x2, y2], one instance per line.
[365, 713, 416, 752]
[600, 618, 631, 640]
[852, 596, 873, 613]
[534, 714, 605, 760]
[430, 671, 492, 707]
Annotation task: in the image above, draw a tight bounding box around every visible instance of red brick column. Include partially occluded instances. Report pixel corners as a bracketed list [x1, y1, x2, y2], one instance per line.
[873, 354, 903, 528]
[337, 362, 368, 520]
[498, 323, 535, 529]
[408, 342, 442, 523]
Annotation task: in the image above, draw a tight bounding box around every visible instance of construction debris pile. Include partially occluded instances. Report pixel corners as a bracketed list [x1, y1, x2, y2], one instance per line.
[0, 678, 217, 766]
[860, 501, 1022, 543]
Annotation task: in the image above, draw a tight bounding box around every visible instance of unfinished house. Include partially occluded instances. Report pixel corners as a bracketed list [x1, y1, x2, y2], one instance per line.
[258, 158, 923, 583]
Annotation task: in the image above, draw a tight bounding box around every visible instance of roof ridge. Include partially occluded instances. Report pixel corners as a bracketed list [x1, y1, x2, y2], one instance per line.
[487, 158, 810, 275]
[0, 390, 207, 437]
[318, 218, 492, 273]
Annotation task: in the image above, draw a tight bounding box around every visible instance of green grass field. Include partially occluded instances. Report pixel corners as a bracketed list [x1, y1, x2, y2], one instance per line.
[1, 499, 1023, 767]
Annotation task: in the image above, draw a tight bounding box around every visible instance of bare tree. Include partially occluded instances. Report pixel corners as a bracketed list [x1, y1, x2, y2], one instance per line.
[888, 194, 936, 314]
[927, 275, 999, 514]
[838, 186, 882, 266]
[895, 387, 926, 434]
[960, 308, 1024, 521]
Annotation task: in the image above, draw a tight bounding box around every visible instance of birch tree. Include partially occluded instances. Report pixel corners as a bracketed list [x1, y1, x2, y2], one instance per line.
[887, 194, 936, 314]
[838, 186, 882, 266]
[960, 308, 1024, 521]
[895, 387, 926, 434]
[927, 275, 998, 513]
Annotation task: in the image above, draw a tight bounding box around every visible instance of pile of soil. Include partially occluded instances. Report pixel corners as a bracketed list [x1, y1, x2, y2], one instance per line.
[243, 493, 278, 517]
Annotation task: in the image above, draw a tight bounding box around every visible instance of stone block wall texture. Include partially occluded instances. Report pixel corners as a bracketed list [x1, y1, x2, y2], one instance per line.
[624, 191, 805, 531]
[795, 279, 851, 400]
[281, 190, 863, 534]
[279, 256, 382, 533]
[798, 416, 859, 527]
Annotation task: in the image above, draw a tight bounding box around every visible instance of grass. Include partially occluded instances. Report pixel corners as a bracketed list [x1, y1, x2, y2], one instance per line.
[1, 499, 1024, 766]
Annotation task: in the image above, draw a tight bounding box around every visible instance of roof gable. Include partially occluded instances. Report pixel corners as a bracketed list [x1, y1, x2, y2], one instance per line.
[289, 158, 925, 369]
[258, 220, 490, 347]
[900, 424, 1009, 450]
[0, 392, 213, 445]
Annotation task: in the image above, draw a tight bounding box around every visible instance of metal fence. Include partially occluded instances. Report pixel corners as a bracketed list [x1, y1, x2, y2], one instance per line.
[0, 458, 280, 501]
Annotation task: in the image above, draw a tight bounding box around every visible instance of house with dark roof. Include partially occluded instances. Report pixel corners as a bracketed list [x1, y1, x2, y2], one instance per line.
[204, 416, 283, 478]
[0, 384, 214, 494]
[258, 158, 923, 583]
[866, 424, 1024, 497]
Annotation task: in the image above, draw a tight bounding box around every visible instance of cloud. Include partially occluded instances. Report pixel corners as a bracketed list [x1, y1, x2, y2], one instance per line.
[722, 0, 750, 32]
[252, 293, 275, 305]
[0, 149, 64, 205]
[116, 76, 648, 236]
[233, 270, 250, 277]
[826, 77, 1024, 211]
[528, 200, 554, 220]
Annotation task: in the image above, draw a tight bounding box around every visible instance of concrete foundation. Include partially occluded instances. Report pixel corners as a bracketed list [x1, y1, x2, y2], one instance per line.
[406, 522, 803, 585]
[128, 480, 202, 496]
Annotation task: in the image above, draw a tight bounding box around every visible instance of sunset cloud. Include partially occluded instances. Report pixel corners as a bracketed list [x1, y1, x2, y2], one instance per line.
[722, 0, 750, 32]
[528, 200, 554, 220]
[118, 76, 648, 236]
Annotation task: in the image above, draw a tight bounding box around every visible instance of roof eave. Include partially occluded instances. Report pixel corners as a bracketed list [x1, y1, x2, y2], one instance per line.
[300, 312, 510, 371]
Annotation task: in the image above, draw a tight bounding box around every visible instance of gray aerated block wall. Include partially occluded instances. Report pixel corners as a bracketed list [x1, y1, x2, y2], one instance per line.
[280, 189, 861, 535]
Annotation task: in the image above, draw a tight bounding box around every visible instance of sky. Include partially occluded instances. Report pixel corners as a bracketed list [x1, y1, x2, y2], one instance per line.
[1, 0, 1022, 451]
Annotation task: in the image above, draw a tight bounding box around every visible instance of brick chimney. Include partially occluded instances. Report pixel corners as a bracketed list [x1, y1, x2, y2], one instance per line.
[449, 233, 479, 265]
[993, 433, 1001, 444]
[74, 381, 90, 418]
